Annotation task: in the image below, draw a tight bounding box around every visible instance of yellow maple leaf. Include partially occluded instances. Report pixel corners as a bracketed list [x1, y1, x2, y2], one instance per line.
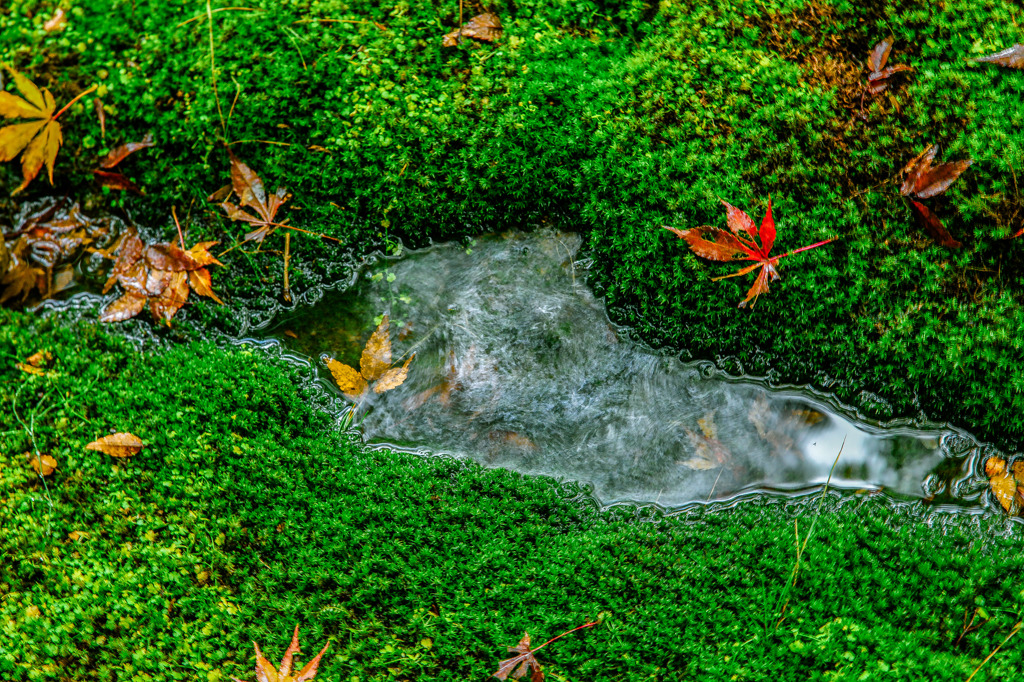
[326, 315, 414, 400]
[0, 63, 95, 194]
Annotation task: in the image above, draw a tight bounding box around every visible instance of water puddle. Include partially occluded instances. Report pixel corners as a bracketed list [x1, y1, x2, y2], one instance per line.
[256, 230, 1010, 513]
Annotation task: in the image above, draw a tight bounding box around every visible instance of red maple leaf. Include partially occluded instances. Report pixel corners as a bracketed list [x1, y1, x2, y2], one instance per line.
[664, 199, 835, 308]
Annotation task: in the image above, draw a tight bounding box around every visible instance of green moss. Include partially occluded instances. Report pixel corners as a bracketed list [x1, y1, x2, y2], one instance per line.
[2, 307, 1024, 681]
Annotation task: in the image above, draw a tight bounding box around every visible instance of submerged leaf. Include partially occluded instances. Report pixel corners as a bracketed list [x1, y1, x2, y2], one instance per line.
[360, 315, 393, 381]
[86, 432, 144, 458]
[326, 359, 368, 400]
[374, 354, 415, 393]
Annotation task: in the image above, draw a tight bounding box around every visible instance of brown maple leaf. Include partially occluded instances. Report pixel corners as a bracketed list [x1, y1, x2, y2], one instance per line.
[899, 145, 973, 248]
[92, 133, 155, 193]
[230, 625, 329, 682]
[443, 13, 503, 47]
[214, 150, 291, 244]
[865, 38, 913, 95]
[493, 622, 599, 682]
[0, 63, 96, 194]
[974, 44, 1024, 70]
[326, 314, 414, 400]
[680, 412, 732, 470]
[984, 456, 1024, 515]
[99, 227, 224, 325]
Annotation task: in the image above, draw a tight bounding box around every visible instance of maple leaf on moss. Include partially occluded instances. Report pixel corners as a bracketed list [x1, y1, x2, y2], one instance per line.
[663, 199, 835, 308]
[231, 625, 329, 682]
[0, 63, 95, 195]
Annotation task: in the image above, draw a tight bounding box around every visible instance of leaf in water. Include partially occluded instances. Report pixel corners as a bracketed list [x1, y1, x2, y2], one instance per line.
[327, 315, 414, 400]
[99, 291, 147, 322]
[974, 44, 1024, 70]
[229, 625, 329, 682]
[443, 13, 503, 47]
[86, 432, 144, 458]
[360, 314, 393, 381]
[985, 457, 1019, 513]
[664, 198, 835, 308]
[30, 453, 57, 476]
[374, 354, 415, 393]
[682, 411, 731, 470]
[327, 358, 368, 400]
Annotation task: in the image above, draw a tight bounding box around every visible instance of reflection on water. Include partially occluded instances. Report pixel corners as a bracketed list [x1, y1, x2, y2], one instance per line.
[264, 230, 1003, 511]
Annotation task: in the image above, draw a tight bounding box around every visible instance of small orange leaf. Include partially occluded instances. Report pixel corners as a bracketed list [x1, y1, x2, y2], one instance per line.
[30, 453, 57, 475]
[86, 432, 144, 458]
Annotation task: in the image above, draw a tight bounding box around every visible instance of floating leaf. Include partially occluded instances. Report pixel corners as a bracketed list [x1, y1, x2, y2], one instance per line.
[664, 199, 835, 308]
[326, 315, 414, 400]
[974, 44, 1024, 70]
[230, 625, 329, 682]
[85, 432, 144, 458]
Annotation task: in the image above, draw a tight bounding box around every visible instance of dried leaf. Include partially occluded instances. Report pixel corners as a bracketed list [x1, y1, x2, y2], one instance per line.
[974, 44, 1024, 70]
[93, 97, 105, 139]
[443, 13, 503, 47]
[92, 169, 143, 193]
[360, 315, 393, 381]
[665, 198, 834, 309]
[43, 8, 67, 32]
[494, 633, 543, 681]
[909, 200, 961, 249]
[216, 151, 291, 243]
[0, 64, 64, 194]
[865, 39, 912, 95]
[30, 453, 57, 476]
[86, 432, 144, 458]
[374, 354, 414, 393]
[98, 133, 155, 169]
[900, 145, 973, 199]
[327, 358, 368, 400]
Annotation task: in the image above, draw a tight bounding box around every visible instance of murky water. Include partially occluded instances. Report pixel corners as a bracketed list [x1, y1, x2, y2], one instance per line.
[259, 230, 1007, 512]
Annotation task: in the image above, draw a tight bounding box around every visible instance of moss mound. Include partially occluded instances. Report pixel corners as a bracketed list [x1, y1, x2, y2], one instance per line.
[1, 307, 1022, 681]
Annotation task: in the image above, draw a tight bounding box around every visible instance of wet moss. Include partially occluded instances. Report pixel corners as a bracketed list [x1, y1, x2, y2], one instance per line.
[2, 306, 1024, 681]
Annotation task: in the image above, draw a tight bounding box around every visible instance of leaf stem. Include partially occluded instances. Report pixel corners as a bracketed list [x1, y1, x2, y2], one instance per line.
[530, 621, 599, 655]
[777, 236, 838, 259]
[52, 84, 98, 121]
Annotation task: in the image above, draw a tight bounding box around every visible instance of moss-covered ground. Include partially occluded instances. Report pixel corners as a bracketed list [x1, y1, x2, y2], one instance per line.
[2, 309, 1023, 681]
[3, 0, 1024, 679]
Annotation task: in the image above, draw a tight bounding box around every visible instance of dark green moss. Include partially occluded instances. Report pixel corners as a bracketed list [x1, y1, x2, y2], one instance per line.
[3, 0, 1023, 448]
